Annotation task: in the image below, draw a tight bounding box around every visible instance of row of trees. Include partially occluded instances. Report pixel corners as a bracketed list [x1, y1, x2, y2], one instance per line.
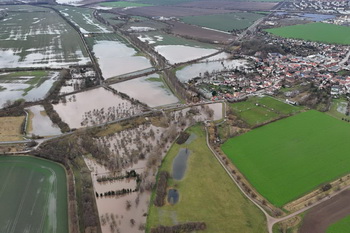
[43, 102, 70, 132]
[153, 171, 169, 207]
[151, 222, 207, 233]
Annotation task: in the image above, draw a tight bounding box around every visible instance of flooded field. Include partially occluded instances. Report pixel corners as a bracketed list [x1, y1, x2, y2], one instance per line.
[87, 34, 152, 79]
[336, 101, 347, 114]
[155, 45, 218, 64]
[59, 78, 82, 95]
[0, 8, 90, 68]
[176, 59, 248, 82]
[172, 148, 190, 180]
[56, 6, 110, 33]
[110, 74, 178, 107]
[53, 87, 142, 129]
[0, 71, 59, 108]
[85, 101, 224, 233]
[167, 189, 179, 205]
[55, 0, 82, 5]
[26, 105, 61, 136]
[175, 102, 223, 122]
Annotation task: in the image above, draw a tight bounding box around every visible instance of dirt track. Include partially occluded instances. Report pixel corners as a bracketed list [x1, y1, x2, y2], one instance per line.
[113, 6, 235, 17]
[300, 189, 350, 233]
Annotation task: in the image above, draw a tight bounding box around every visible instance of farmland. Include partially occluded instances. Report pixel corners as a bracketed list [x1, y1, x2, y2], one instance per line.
[55, 6, 110, 33]
[0, 71, 60, 108]
[132, 0, 282, 5]
[169, 21, 234, 44]
[300, 189, 350, 233]
[181, 12, 265, 32]
[327, 215, 350, 233]
[0, 156, 68, 233]
[85, 33, 152, 78]
[0, 116, 25, 141]
[137, 31, 217, 48]
[100, 1, 152, 8]
[265, 23, 350, 45]
[222, 110, 350, 207]
[0, 5, 90, 68]
[147, 125, 267, 233]
[229, 96, 303, 126]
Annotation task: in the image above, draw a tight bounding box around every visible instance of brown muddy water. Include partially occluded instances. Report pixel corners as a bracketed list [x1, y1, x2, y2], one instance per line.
[53, 87, 141, 129]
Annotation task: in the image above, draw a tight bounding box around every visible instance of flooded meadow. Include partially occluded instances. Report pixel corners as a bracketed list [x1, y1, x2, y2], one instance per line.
[0, 9, 90, 68]
[26, 105, 61, 136]
[155, 45, 218, 64]
[176, 59, 249, 83]
[88, 35, 152, 79]
[53, 87, 143, 129]
[84, 102, 223, 233]
[110, 74, 178, 107]
[0, 71, 59, 108]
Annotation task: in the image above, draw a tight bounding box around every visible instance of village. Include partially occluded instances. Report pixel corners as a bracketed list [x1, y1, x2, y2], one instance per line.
[187, 31, 350, 103]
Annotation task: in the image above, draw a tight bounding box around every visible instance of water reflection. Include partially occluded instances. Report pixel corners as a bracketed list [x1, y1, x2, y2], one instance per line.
[110, 74, 178, 107]
[26, 105, 61, 136]
[93, 40, 152, 79]
[172, 148, 191, 180]
[155, 45, 218, 64]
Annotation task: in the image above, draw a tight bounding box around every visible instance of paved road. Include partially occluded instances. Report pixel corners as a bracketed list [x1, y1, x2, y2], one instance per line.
[339, 49, 350, 65]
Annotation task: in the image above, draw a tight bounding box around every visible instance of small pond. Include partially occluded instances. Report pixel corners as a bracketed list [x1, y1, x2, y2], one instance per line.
[185, 133, 197, 145]
[172, 148, 190, 180]
[167, 189, 179, 205]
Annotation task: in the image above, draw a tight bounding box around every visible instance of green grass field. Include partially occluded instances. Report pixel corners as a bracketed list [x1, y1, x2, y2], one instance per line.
[327, 215, 350, 233]
[147, 125, 267, 233]
[222, 110, 350, 207]
[0, 156, 68, 233]
[265, 23, 350, 45]
[100, 1, 152, 7]
[181, 12, 264, 32]
[230, 96, 302, 126]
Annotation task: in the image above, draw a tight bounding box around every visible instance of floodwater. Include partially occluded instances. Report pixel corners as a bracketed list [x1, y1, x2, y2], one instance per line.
[85, 102, 224, 233]
[208, 103, 224, 121]
[167, 189, 179, 205]
[55, 0, 82, 5]
[298, 13, 335, 22]
[336, 101, 347, 114]
[85, 158, 137, 195]
[53, 87, 141, 129]
[175, 102, 224, 122]
[176, 59, 248, 83]
[201, 52, 231, 62]
[172, 148, 191, 180]
[155, 45, 218, 64]
[84, 157, 150, 233]
[110, 74, 178, 107]
[0, 72, 59, 108]
[92, 40, 152, 79]
[26, 105, 61, 136]
[185, 133, 197, 144]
